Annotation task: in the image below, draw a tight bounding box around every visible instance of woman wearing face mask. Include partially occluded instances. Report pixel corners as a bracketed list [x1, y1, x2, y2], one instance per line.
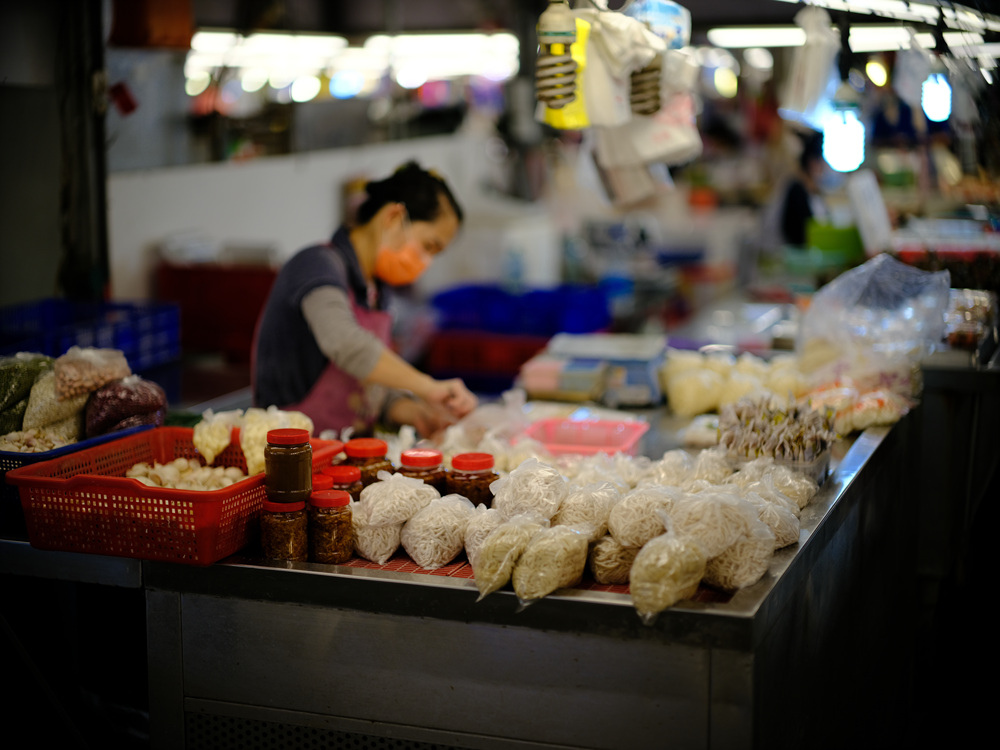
[252, 162, 477, 437]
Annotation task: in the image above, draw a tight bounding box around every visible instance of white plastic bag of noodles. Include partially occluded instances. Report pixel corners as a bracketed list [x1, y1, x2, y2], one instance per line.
[607, 484, 683, 549]
[589, 534, 640, 585]
[490, 457, 568, 521]
[512, 523, 592, 607]
[401, 494, 476, 570]
[702, 519, 777, 591]
[464, 505, 505, 571]
[551, 481, 621, 542]
[473, 512, 549, 601]
[668, 487, 759, 559]
[630, 523, 708, 624]
[742, 489, 800, 550]
[359, 471, 440, 527]
[351, 500, 402, 566]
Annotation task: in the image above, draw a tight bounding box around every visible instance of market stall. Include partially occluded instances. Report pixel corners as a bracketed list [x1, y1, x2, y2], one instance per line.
[134, 413, 915, 750]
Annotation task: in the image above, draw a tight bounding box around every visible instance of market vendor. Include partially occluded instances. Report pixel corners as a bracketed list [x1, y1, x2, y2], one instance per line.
[252, 161, 477, 437]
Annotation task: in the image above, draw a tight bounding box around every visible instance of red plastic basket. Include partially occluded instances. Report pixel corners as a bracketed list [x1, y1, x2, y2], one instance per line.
[521, 418, 649, 456]
[5, 427, 341, 565]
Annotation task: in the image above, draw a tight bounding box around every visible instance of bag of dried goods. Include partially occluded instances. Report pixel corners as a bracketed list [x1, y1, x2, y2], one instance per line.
[512, 524, 591, 606]
[464, 504, 505, 570]
[351, 500, 402, 565]
[360, 471, 440, 527]
[85, 375, 167, 438]
[768, 464, 818, 509]
[740, 473, 801, 517]
[608, 485, 681, 548]
[23, 370, 88, 438]
[473, 512, 548, 601]
[1, 353, 53, 434]
[668, 488, 758, 558]
[742, 490, 800, 549]
[703, 521, 776, 590]
[630, 529, 707, 623]
[687, 447, 734, 485]
[638, 449, 693, 487]
[551, 481, 620, 542]
[570, 453, 633, 492]
[401, 494, 476, 569]
[491, 457, 567, 521]
[589, 534, 639, 585]
[54, 346, 131, 400]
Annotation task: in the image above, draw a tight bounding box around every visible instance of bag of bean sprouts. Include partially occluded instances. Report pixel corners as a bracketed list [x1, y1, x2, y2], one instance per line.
[401, 494, 476, 569]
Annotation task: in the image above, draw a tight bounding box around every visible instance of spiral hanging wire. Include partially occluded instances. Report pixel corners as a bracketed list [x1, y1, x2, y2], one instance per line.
[536, 45, 578, 108]
[630, 52, 662, 115]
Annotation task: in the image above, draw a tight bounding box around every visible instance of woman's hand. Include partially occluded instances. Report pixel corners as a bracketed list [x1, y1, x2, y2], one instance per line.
[386, 397, 455, 439]
[424, 378, 478, 419]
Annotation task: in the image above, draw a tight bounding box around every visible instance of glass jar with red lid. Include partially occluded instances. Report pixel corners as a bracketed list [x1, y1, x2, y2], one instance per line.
[260, 500, 308, 561]
[264, 428, 312, 503]
[397, 448, 448, 494]
[321, 464, 364, 502]
[446, 452, 499, 508]
[308, 490, 354, 564]
[343, 438, 393, 487]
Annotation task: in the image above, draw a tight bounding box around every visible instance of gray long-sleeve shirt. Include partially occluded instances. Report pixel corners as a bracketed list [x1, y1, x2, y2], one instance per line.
[253, 227, 388, 409]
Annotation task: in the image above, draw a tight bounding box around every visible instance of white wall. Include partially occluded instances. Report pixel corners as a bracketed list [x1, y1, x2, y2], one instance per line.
[107, 132, 539, 300]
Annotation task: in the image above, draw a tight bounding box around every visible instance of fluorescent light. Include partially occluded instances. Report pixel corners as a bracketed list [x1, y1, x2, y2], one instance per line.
[922, 73, 952, 122]
[707, 27, 806, 48]
[707, 24, 987, 55]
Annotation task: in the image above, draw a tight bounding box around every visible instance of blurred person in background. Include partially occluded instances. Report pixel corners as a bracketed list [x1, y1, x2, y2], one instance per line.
[253, 162, 477, 438]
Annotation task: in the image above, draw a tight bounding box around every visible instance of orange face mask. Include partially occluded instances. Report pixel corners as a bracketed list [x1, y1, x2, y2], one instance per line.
[374, 241, 431, 286]
[373, 212, 432, 286]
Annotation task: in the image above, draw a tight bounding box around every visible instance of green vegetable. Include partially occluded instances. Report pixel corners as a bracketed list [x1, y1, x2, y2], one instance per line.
[0, 353, 54, 433]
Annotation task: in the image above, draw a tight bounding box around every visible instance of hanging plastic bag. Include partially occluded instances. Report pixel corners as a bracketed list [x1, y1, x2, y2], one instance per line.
[797, 254, 950, 397]
[778, 6, 839, 120]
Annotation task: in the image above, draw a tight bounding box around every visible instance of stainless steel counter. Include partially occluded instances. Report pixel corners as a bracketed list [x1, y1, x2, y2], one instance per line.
[141, 414, 919, 750]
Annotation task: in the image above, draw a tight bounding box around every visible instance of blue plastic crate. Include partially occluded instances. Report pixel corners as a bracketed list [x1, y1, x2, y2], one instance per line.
[0, 298, 180, 371]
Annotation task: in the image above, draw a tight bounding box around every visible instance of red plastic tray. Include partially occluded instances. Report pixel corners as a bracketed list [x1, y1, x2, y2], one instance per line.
[6, 427, 341, 565]
[521, 418, 649, 456]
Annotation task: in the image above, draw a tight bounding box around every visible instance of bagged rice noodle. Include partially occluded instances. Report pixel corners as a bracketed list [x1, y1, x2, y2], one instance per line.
[639, 449, 694, 487]
[570, 453, 631, 491]
[724, 456, 777, 488]
[473, 512, 548, 600]
[360, 471, 440, 527]
[551, 481, 620, 542]
[401, 494, 476, 569]
[506, 438, 553, 470]
[743, 490, 801, 549]
[703, 351, 736, 378]
[768, 464, 819, 509]
[589, 534, 639, 585]
[352, 500, 402, 565]
[491, 457, 567, 520]
[669, 488, 758, 558]
[661, 348, 705, 381]
[464, 504, 505, 571]
[703, 521, 776, 590]
[687, 447, 733, 485]
[608, 485, 682, 548]
[630, 528, 707, 624]
[512, 524, 591, 605]
[741, 474, 801, 517]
